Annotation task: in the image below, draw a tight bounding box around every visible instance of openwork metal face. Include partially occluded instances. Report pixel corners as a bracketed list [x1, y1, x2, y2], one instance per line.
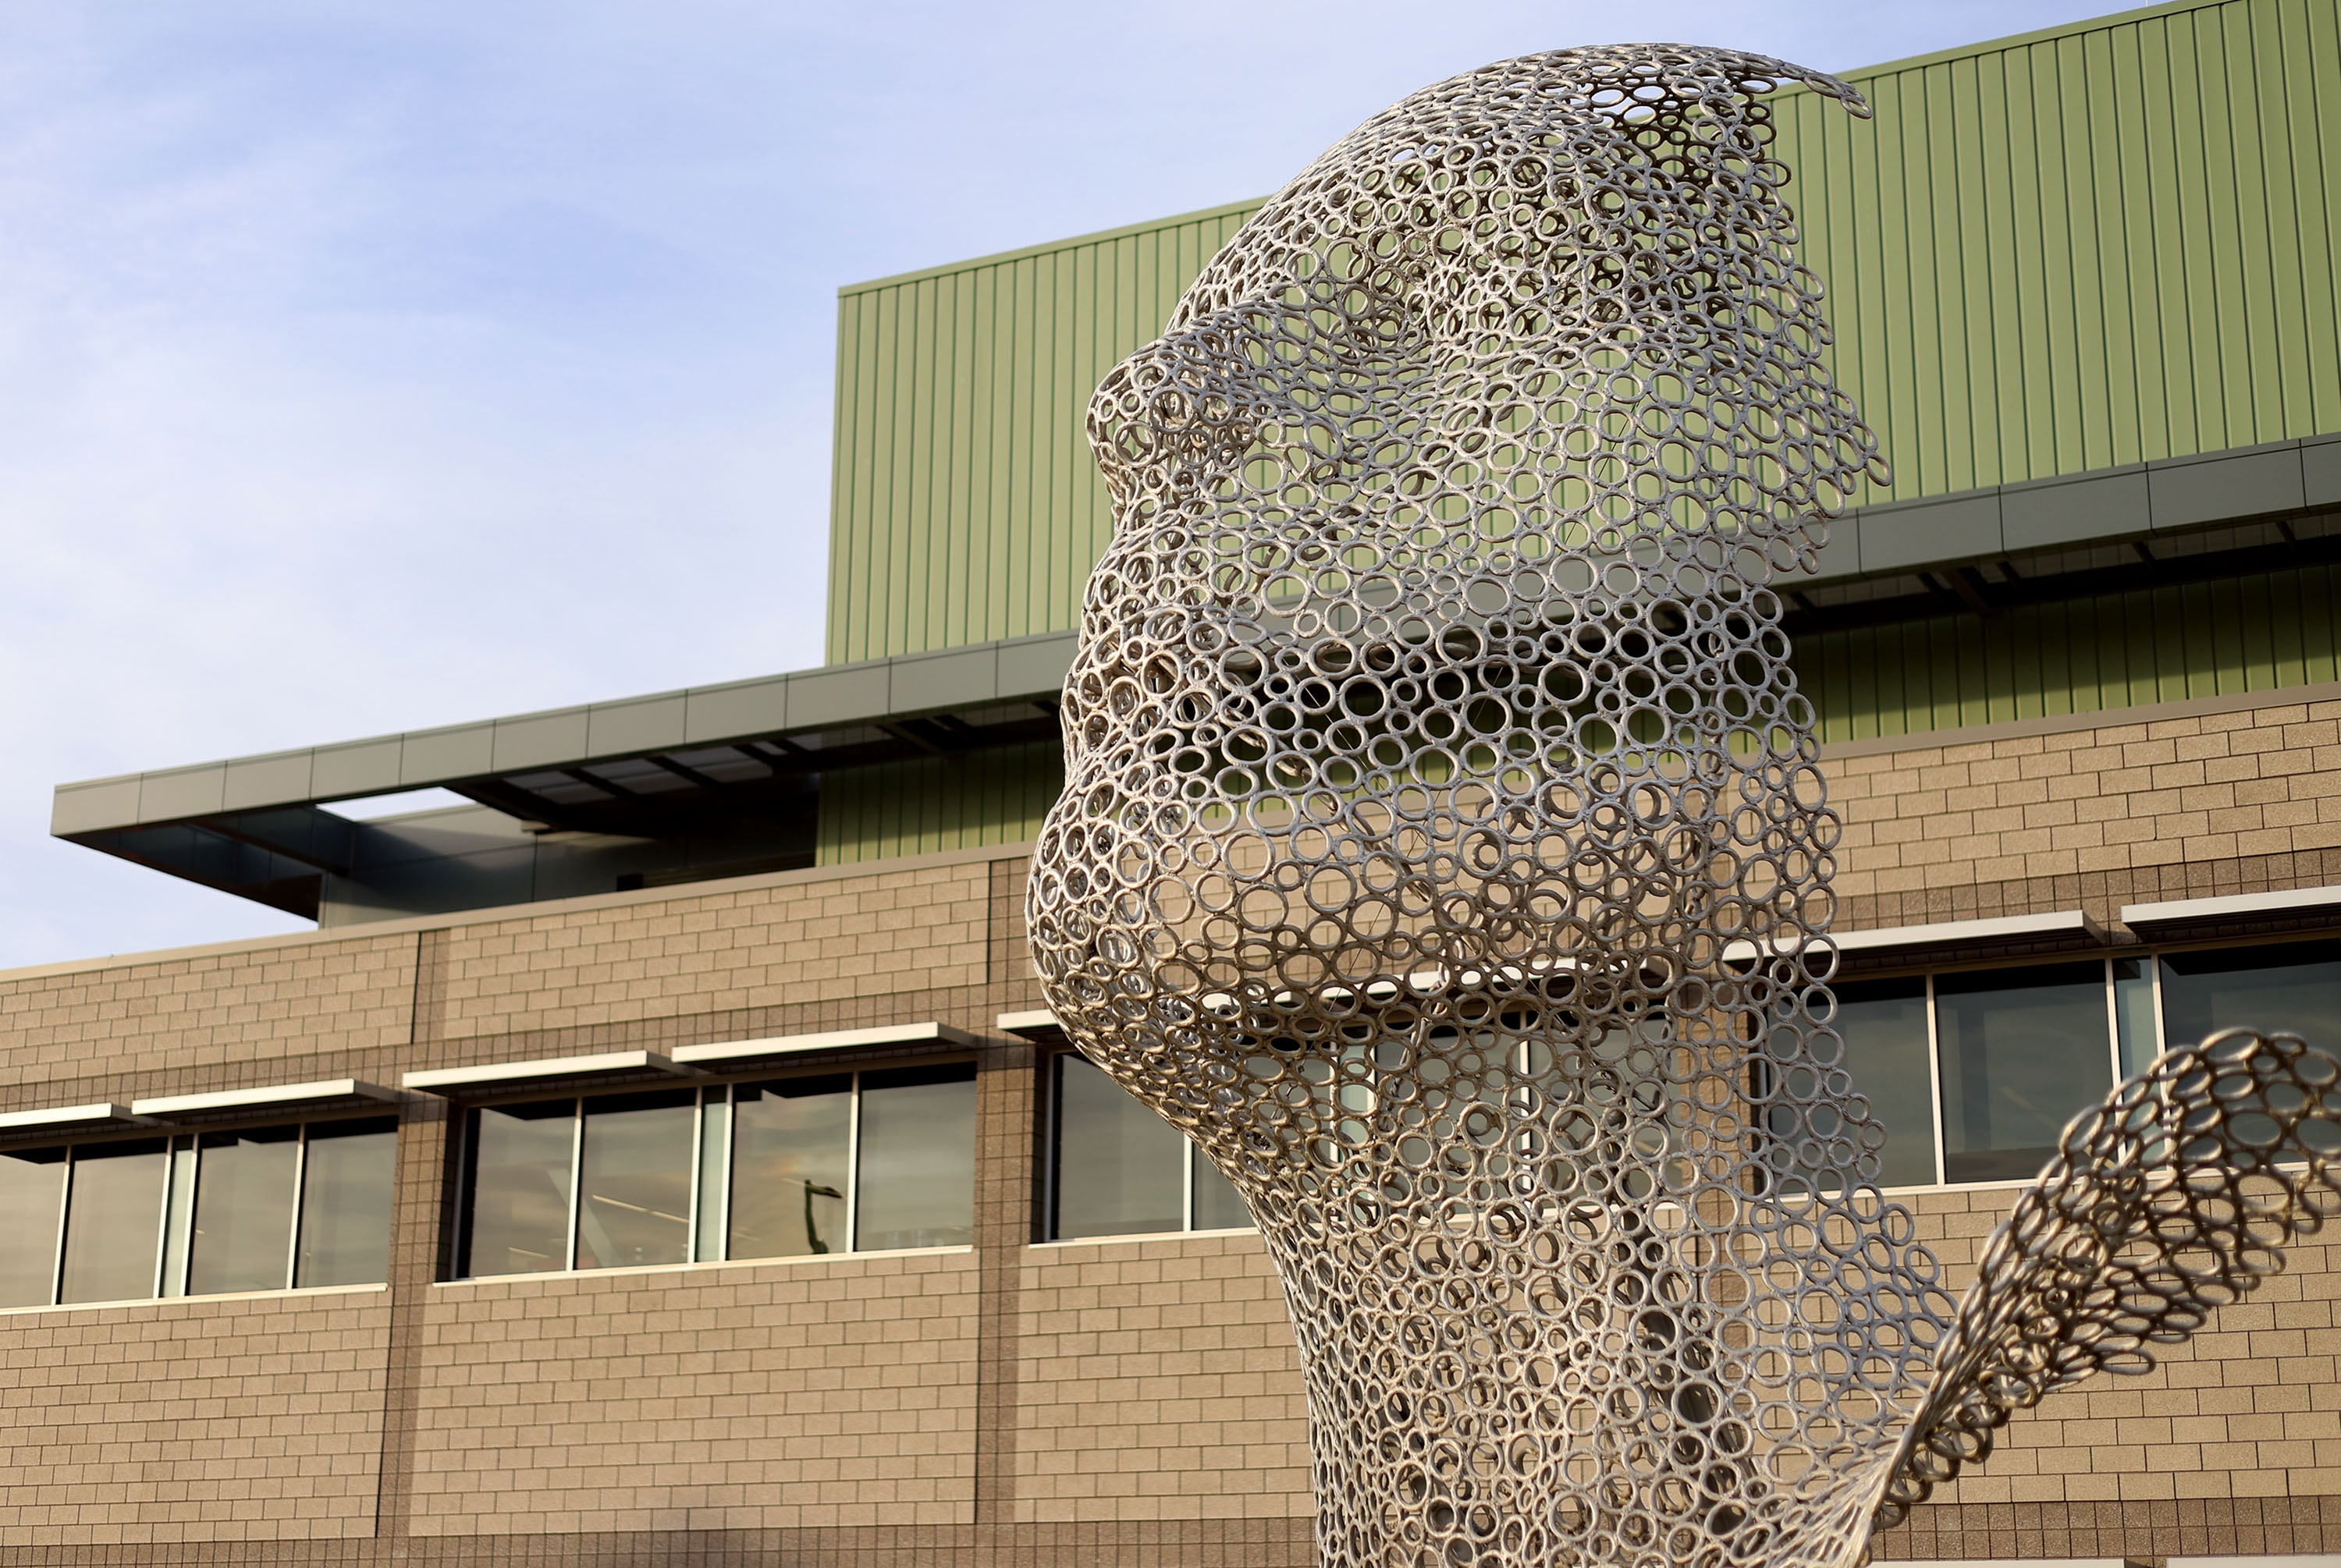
[1026, 44, 2341, 1568]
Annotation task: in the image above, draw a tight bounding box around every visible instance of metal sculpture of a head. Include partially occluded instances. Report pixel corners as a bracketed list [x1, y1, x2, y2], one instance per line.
[1028, 43, 2341, 1568]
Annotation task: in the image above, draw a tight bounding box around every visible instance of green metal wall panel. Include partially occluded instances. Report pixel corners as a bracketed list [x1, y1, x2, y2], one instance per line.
[1770, 0, 2341, 504]
[1794, 562, 2341, 743]
[826, 202, 1262, 665]
[816, 740, 1064, 866]
[826, 0, 2341, 665]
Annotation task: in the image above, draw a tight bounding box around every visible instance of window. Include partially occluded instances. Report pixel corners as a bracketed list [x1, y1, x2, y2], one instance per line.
[465, 1100, 575, 1275]
[727, 1075, 851, 1259]
[577, 1090, 695, 1270]
[2162, 940, 2341, 1056]
[1049, 1052, 1249, 1240]
[188, 1126, 301, 1296]
[1934, 963, 2112, 1183]
[59, 1139, 169, 1303]
[456, 1061, 978, 1279]
[297, 1119, 399, 1287]
[1817, 936, 2341, 1190]
[1830, 977, 1936, 1189]
[0, 1148, 63, 1307]
[0, 1117, 396, 1310]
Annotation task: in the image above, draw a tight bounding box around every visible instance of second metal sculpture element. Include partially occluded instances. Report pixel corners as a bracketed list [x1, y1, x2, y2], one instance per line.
[1026, 42, 2341, 1568]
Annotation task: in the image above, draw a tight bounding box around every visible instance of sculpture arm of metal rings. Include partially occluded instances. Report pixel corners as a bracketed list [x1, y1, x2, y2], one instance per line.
[1879, 1028, 2341, 1526]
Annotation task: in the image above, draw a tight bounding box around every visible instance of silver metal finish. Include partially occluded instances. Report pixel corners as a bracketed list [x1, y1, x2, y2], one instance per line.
[1028, 42, 2341, 1568]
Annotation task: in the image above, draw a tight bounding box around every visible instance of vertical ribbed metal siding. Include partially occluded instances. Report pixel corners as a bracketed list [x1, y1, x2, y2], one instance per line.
[826, 202, 1262, 665]
[826, 0, 2340, 664]
[1795, 563, 2341, 742]
[1776, 0, 2341, 506]
[816, 741, 1065, 866]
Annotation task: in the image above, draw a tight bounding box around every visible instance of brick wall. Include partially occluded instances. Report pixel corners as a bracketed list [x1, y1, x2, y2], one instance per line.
[0, 1289, 388, 1544]
[0, 935, 415, 1098]
[1830, 691, 2341, 924]
[1888, 1187, 2341, 1513]
[431, 859, 993, 1043]
[1011, 1232, 1306, 1523]
[409, 1253, 981, 1535]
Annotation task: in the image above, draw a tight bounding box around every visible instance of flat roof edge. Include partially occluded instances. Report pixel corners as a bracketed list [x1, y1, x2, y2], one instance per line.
[51, 628, 1080, 838]
[61, 427, 2341, 839]
[837, 198, 1267, 297]
[1821, 0, 2240, 87]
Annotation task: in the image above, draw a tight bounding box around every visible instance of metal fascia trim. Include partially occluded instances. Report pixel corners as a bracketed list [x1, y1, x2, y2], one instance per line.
[673, 1021, 974, 1066]
[400, 1052, 687, 1093]
[2121, 884, 2341, 931]
[130, 1079, 397, 1119]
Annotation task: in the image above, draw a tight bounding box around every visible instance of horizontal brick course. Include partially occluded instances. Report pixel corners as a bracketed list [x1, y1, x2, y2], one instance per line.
[1830, 698, 2341, 908]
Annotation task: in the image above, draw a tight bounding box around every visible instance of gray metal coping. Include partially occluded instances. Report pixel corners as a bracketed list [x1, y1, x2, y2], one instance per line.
[52, 630, 1080, 838]
[1805, 431, 2341, 582]
[52, 430, 2341, 839]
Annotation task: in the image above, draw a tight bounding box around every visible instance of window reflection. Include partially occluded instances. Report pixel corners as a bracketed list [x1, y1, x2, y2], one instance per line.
[455, 1060, 986, 1275]
[1053, 1054, 1183, 1240]
[464, 1103, 574, 1277]
[1934, 963, 2112, 1183]
[1191, 1148, 1250, 1231]
[59, 1141, 166, 1304]
[1046, 1051, 1256, 1239]
[190, 1125, 300, 1296]
[1832, 977, 1938, 1187]
[576, 1091, 696, 1271]
[2162, 940, 2341, 1054]
[297, 1119, 396, 1288]
[856, 1063, 976, 1250]
[729, 1075, 850, 1261]
[0, 1148, 63, 1307]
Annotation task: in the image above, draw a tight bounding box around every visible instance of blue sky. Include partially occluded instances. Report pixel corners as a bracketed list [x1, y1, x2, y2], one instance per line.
[0, 0, 2123, 969]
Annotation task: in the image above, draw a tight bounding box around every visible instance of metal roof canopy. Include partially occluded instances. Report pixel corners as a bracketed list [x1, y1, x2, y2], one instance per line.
[49, 435, 2339, 920]
[52, 632, 1073, 917]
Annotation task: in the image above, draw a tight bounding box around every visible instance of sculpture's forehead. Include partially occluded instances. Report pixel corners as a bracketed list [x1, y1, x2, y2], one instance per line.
[1079, 41, 1882, 570]
[1157, 43, 1865, 339]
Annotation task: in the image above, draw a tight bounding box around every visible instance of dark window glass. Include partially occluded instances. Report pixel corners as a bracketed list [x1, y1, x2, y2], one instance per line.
[1190, 1147, 1251, 1231]
[1934, 963, 2112, 1184]
[2162, 941, 2341, 1055]
[856, 1062, 975, 1250]
[463, 1102, 574, 1277]
[730, 1075, 850, 1260]
[297, 1119, 396, 1288]
[1053, 1054, 1183, 1239]
[189, 1125, 300, 1295]
[0, 1147, 64, 1307]
[1833, 977, 1938, 1188]
[576, 1090, 695, 1271]
[59, 1140, 166, 1303]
